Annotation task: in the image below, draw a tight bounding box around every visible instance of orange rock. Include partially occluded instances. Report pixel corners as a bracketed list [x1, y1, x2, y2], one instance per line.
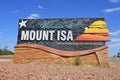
[75, 34, 110, 41]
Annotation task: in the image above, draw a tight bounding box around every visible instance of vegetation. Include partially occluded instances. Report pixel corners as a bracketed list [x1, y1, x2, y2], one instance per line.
[117, 50, 120, 58]
[113, 50, 120, 58]
[0, 46, 13, 55]
[74, 56, 82, 66]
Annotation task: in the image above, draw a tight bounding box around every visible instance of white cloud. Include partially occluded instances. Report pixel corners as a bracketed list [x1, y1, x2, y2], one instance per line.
[9, 10, 20, 14]
[38, 5, 43, 9]
[14, 10, 19, 13]
[103, 7, 120, 13]
[110, 29, 120, 36]
[111, 38, 120, 42]
[27, 14, 40, 19]
[108, 29, 120, 47]
[109, 43, 120, 47]
[109, 0, 120, 3]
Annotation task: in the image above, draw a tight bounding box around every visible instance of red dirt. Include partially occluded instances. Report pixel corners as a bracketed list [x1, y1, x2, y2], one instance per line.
[0, 60, 120, 80]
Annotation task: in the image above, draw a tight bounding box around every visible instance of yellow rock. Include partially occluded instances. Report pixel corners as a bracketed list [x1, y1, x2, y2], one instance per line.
[89, 25, 106, 28]
[84, 28, 109, 33]
[84, 20, 109, 34]
[90, 20, 106, 26]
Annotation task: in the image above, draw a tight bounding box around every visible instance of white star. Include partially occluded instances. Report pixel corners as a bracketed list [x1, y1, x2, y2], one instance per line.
[19, 20, 28, 28]
[84, 27, 88, 31]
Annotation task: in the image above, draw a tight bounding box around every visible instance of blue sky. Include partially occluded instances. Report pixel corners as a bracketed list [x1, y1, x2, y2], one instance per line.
[0, 0, 120, 57]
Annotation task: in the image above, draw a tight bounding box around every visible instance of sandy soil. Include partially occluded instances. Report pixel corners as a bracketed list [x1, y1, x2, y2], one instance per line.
[0, 58, 120, 80]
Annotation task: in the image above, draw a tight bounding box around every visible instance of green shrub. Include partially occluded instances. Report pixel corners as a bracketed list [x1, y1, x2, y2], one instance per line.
[74, 56, 82, 66]
[0, 46, 13, 55]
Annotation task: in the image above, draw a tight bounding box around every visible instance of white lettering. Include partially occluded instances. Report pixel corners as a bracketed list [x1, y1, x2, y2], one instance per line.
[30, 30, 36, 40]
[42, 30, 48, 40]
[61, 30, 66, 41]
[36, 30, 42, 40]
[49, 30, 55, 40]
[21, 31, 29, 40]
[67, 31, 73, 41]
[57, 31, 60, 40]
[20, 30, 73, 41]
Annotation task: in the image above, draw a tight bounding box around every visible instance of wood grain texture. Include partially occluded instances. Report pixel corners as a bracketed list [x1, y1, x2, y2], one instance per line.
[13, 44, 108, 66]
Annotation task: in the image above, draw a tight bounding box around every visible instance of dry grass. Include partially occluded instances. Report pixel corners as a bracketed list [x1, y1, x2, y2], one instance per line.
[0, 55, 13, 61]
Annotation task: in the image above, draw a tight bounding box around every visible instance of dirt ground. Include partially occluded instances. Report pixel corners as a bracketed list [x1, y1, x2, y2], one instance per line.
[0, 57, 120, 80]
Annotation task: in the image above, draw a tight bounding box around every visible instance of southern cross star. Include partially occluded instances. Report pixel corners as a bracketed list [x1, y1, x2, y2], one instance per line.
[19, 20, 28, 28]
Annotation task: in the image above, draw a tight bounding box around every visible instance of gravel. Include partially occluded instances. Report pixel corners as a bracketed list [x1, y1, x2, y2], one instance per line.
[0, 60, 120, 80]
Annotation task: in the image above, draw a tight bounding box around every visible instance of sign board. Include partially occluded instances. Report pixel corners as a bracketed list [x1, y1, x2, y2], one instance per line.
[14, 18, 110, 66]
[17, 18, 110, 51]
